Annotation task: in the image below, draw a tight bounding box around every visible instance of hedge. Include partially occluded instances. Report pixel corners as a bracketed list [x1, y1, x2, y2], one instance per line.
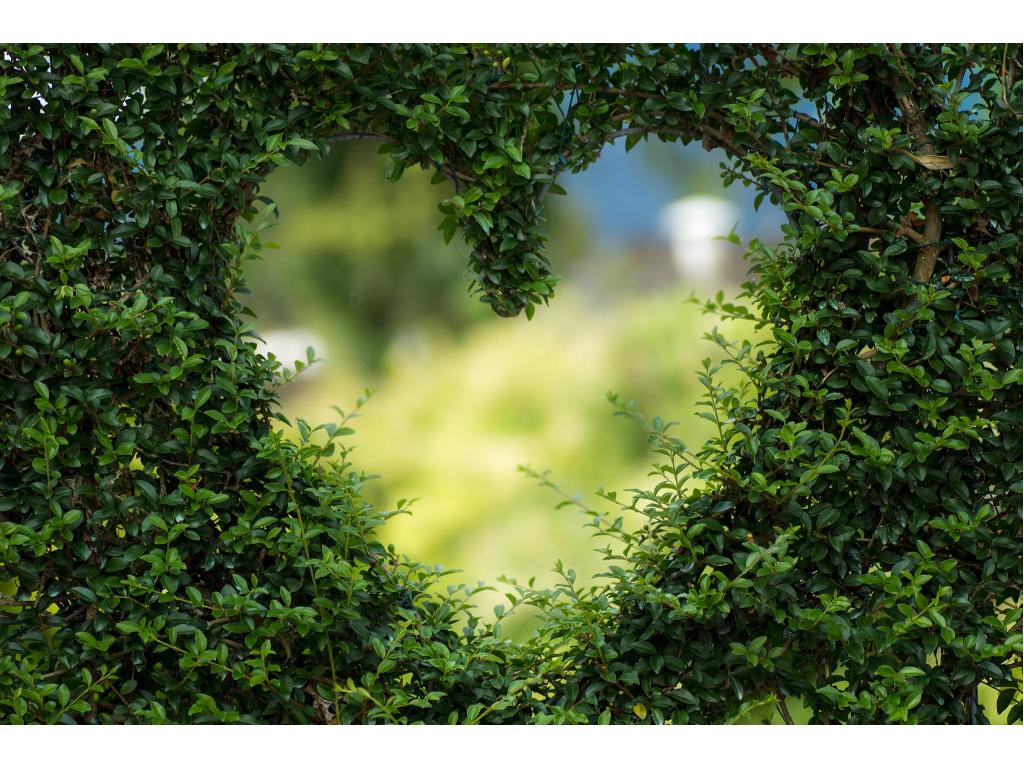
[0, 43, 1020, 723]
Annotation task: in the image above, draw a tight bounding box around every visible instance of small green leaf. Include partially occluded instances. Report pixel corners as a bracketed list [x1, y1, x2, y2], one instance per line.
[71, 586, 97, 603]
[473, 212, 492, 234]
[288, 137, 320, 151]
[865, 377, 889, 399]
[882, 241, 907, 257]
[481, 154, 507, 171]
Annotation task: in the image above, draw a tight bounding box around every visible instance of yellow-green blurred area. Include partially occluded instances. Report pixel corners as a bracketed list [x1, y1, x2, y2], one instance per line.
[243, 139, 771, 640]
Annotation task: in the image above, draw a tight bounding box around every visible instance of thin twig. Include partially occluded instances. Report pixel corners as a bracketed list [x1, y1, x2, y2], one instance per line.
[323, 131, 395, 144]
[777, 694, 795, 725]
[997, 44, 1021, 119]
[951, 44, 974, 100]
[853, 223, 926, 245]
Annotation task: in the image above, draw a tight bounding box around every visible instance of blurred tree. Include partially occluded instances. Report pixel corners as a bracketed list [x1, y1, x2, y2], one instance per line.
[246, 142, 590, 371]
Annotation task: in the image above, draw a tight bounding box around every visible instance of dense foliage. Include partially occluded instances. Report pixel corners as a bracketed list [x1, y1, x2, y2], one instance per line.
[0, 44, 1020, 724]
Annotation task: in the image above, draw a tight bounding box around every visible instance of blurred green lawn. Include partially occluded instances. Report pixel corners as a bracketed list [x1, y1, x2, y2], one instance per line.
[272, 286, 749, 637]
[244, 142, 757, 636]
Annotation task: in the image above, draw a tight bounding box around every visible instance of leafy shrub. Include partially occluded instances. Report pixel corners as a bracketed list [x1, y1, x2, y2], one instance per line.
[0, 43, 1020, 723]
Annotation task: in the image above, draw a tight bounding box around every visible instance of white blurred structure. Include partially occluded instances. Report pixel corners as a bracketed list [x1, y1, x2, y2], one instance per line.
[254, 328, 327, 380]
[660, 195, 739, 285]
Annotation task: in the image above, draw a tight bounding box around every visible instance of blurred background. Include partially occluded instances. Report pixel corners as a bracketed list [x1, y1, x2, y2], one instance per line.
[243, 137, 786, 638]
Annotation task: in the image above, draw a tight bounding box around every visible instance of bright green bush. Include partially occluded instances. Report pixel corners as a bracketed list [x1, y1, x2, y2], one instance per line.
[0, 44, 1020, 723]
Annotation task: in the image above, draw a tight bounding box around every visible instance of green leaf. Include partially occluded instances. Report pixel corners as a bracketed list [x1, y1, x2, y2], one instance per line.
[472, 212, 492, 234]
[288, 138, 320, 151]
[882, 241, 907, 257]
[481, 154, 507, 171]
[865, 377, 889, 399]
[71, 586, 97, 603]
[78, 116, 100, 134]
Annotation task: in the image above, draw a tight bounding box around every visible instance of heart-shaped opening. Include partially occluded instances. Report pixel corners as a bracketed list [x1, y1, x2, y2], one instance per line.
[245, 138, 785, 636]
